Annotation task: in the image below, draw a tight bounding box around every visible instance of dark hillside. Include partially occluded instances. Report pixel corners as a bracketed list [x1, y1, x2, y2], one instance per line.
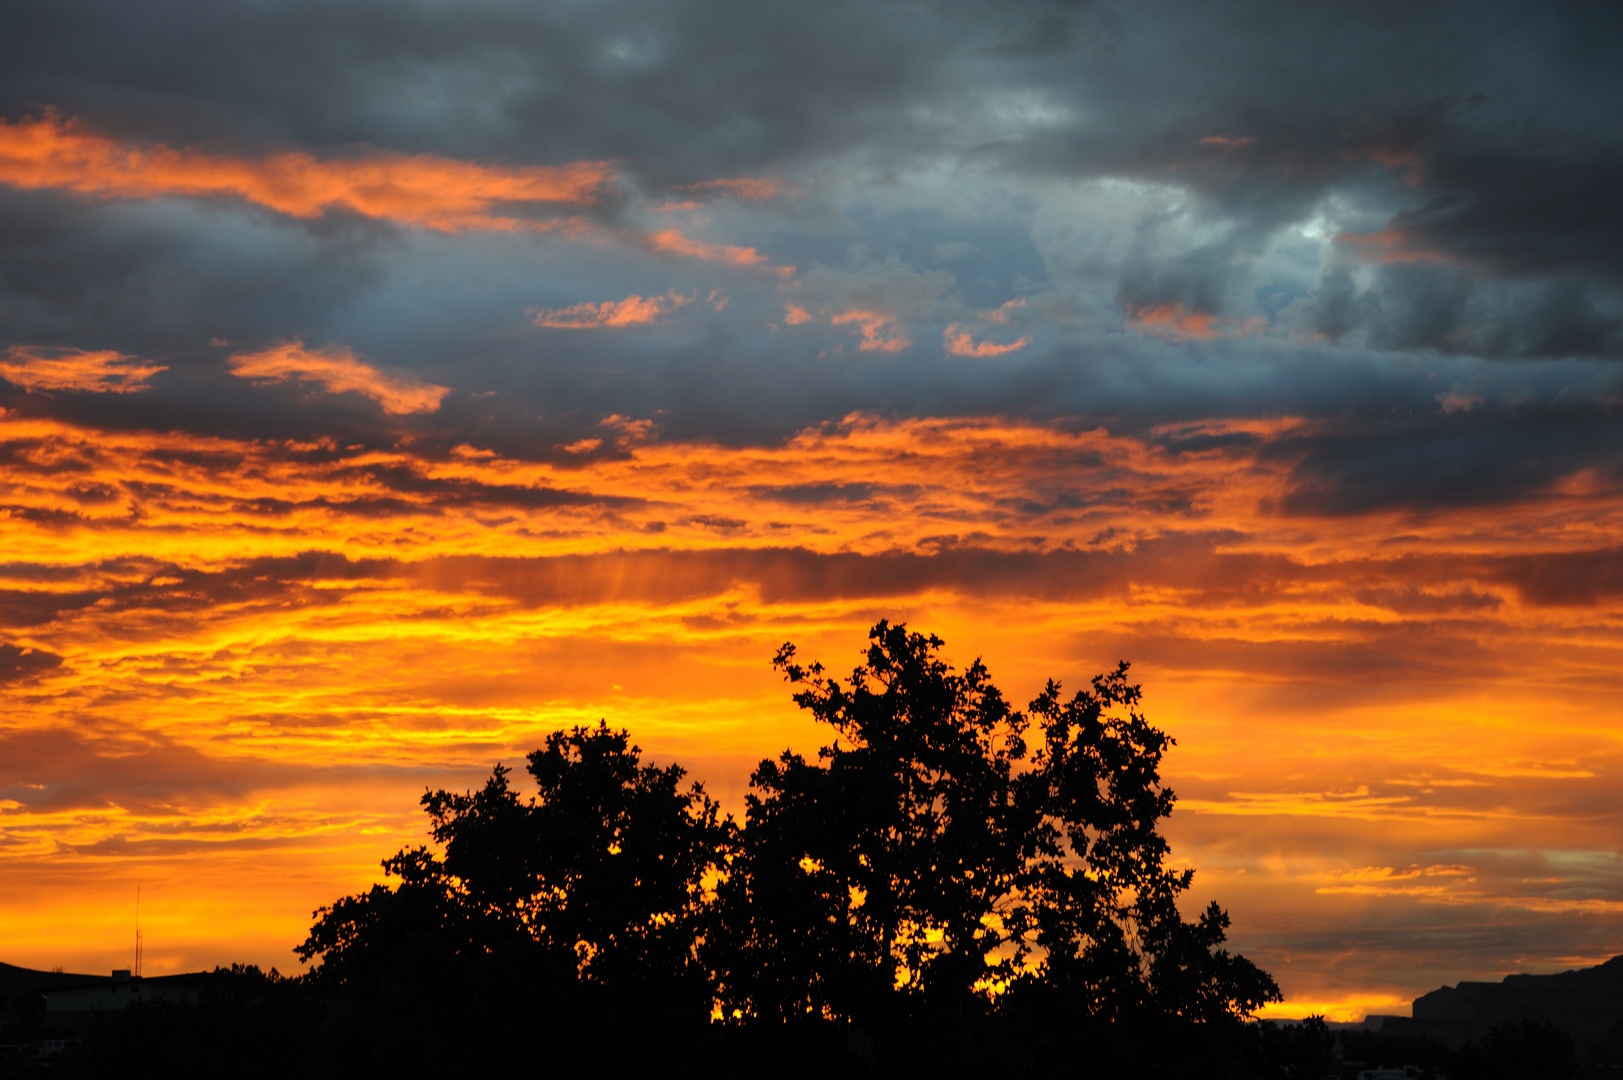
[1370, 955, 1623, 1052]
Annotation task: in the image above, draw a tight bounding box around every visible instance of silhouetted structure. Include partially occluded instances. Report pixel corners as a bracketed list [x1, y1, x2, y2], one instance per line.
[44, 970, 199, 1031]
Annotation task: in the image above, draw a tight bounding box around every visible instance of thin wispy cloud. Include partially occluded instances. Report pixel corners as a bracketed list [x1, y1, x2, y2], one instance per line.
[647, 228, 789, 274]
[0, 346, 167, 393]
[531, 291, 691, 329]
[831, 310, 910, 352]
[228, 342, 449, 414]
[0, 113, 614, 232]
[942, 324, 1029, 357]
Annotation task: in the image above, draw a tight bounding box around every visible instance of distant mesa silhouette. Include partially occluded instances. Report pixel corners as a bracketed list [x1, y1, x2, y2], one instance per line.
[1363, 953, 1623, 1051]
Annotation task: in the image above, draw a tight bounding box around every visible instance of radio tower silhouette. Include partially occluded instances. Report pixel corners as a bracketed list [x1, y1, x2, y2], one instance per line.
[135, 885, 143, 978]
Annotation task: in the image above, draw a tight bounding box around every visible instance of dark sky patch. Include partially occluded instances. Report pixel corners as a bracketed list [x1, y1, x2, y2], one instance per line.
[0, 642, 63, 683]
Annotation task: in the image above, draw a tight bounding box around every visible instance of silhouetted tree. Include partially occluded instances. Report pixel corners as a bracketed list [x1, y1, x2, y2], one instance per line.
[296, 722, 733, 1075]
[289, 621, 1281, 1077]
[1337, 1027, 1456, 1078]
[708, 621, 1034, 1035]
[709, 620, 1279, 1072]
[1455, 1020, 1579, 1080]
[1246, 1016, 1338, 1080]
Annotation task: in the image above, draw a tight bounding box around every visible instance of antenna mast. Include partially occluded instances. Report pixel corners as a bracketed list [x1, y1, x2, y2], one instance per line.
[135, 885, 143, 978]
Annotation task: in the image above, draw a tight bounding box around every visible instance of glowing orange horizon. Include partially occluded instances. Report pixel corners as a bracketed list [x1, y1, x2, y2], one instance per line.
[1, 402, 1619, 1005]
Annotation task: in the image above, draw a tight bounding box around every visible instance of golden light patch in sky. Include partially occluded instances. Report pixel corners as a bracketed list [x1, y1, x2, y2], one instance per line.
[1, 408, 1620, 1010]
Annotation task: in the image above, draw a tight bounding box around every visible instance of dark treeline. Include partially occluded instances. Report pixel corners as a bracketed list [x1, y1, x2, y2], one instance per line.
[33, 624, 1587, 1078]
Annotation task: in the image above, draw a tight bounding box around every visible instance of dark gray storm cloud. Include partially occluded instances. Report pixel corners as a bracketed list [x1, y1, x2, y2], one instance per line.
[0, 0, 1618, 514]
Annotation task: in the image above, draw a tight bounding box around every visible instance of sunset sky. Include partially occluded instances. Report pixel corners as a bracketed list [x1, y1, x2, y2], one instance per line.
[2, 0, 1621, 1020]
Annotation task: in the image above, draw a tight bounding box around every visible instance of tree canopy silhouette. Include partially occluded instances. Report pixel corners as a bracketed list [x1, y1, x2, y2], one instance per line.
[295, 724, 733, 1073]
[294, 620, 1279, 1076]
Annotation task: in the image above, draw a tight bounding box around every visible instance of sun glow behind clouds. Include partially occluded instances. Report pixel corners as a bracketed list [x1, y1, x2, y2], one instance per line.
[2, 402, 1621, 1007]
[0, 88, 1618, 1024]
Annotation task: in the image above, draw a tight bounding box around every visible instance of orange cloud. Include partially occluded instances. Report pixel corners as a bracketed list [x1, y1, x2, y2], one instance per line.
[0, 346, 167, 393]
[0, 113, 613, 232]
[831, 310, 910, 352]
[648, 228, 790, 274]
[531, 290, 691, 329]
[598, 413, 657, 448]
[227, 342, 449, 414]
[942, 325, 1030, 357]
[1125, 302, 1218, 341]
[783, 304, 813, 325]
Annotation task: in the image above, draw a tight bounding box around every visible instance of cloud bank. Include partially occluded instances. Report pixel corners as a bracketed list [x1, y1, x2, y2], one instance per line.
[0, 0, 1619, 1009]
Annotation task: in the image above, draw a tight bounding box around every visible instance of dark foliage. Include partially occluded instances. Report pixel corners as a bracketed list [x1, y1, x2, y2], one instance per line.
[1337, 1029, 1459, 1078]
[707, 621, 1280, 1075]
[1337, 1021, 1581, 1080]
[1456, 1020, 1580, 1080]
[292, 722, 733, 1077]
